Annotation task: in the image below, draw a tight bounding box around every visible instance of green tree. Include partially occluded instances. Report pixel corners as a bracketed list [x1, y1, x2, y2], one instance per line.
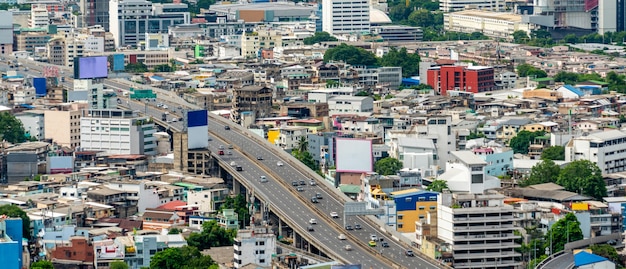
[303, 32, 338, 45]
[186, 221, 237, 251]
[374, 157, 403, 175]
[520, 159, 561, 187]
[379, 47, 421, 77]
[323, 43, 379, 66]
[407, 9, 434, 27]
[426, 179, 448, 192]
[31, 261, 54, 269]
[467, 131, 486, 139]
[557, 160, 607, 200]
[553, 71, 580, 85]
[589, 244, 621, 264]
[516, 64, 548, 78]
[563, 33, 580, 44]
[110, 260, 129, 269]
[541, 146, 565, 160]
[0, 112, 27, 143]
[544, 213, 583, 253]
[220, 194, 249, 229]
[296, 136, 308, 153]
[512, 30, 529, 43]
[153, 64, 174, 72]
[0, 204, 31, 239]
[125, 62, 148, 73]
[168, 227, 182, 234]
[292, 149, 319, 172]
[509, 130, 545, 154]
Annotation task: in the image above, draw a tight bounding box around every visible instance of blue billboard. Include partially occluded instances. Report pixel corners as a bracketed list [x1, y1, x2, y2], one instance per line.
[112, 54, 125, 71]
[33, 78, 46, 97]
[187, 110, 209, 149]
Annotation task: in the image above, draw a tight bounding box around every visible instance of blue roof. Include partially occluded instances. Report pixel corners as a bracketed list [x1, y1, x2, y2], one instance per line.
[574, 251, 609, 266]
[20, 104, 35, 109]
[563, 85, 584, 97]
[2, 75, 24, 79]
[150, 75, 165, 81]
[390, 190, 439, 199]
[402, 78, 420, 85]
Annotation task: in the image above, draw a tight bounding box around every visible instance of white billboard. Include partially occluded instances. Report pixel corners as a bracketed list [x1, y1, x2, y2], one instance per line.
[48, 156, 74, 174]
[335, 138, 373, 173]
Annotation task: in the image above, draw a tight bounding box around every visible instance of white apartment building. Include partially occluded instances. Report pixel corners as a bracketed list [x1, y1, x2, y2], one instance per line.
[322, 0, 370, 35]
[328, 96, 374, 115]
[13, 86, 35, 104]
[276, 126, 308, 150]
[565, 130, 626, 175]
[15, 111, 45, 140]
[388, 116, 457, 169]
[438, 191, 521, 268]
[187, 188, 229, 214]
[65, 34, 105, 67]
[354, 66, 403, 88]
[80, 109, 156, 156]
[241, 27, 282, 58]
[440, 0, 505, 12]
[74, 79, 104, 109]
[234, 226, 276, 268]
[44, 107, 82, 149]
[444, 10, 534, 41]
[29, 4, 49, 28]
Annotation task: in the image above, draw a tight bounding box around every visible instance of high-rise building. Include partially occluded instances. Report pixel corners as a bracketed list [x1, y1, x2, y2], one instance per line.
[322, 0, 370, 35]
[80, 109, 156, 155]
[0, 11, 13, 55]
[437, 151, 520, 268]
[598, 0, 626, 34]
[109, 0, 189, 48]
[29, 4, 49, 28]
[74, 79, 104, 109]
[80, 0, 110, 31]
[44, 104, 85, 149]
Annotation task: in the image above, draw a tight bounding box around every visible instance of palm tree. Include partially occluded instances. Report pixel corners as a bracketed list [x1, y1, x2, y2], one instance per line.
[296, 136, 308, 153]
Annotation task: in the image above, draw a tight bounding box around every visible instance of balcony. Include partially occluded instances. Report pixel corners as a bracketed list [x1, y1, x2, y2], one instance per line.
[453, 215, 515, 222]
[453, 223, 515, 231]
[453, 251, 519, 260]
[453, 242, 519, 250]
[453, 233, 518, 241]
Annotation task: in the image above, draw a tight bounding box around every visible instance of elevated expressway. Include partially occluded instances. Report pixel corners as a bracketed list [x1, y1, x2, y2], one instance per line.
[6, 57, 444, 269]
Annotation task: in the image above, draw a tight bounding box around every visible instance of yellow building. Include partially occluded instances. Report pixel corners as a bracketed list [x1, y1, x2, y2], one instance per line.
[267, 129, 280, 145]
[390, 189, 439, 233]
[241, 26, 282, 58]
[521, 122, 558, 133]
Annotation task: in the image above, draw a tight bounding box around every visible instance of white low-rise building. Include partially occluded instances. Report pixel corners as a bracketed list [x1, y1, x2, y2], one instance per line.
[234, 226, 276, 268]
[444, 10, 535, 41]
[80, 109, 157, 156]
[328, 95, 374, 115]
[565, 130, 626, 175]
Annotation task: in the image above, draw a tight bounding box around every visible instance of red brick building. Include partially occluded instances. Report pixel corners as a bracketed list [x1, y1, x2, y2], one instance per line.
[50, 237, 94, 268]
[426, 65, 495, 96]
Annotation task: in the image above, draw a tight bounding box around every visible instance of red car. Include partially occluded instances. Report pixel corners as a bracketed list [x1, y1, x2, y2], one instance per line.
[218, 150, 224, 155]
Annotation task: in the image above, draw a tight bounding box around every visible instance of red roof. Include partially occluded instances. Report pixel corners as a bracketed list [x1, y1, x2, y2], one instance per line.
[157, 200, 187, 210]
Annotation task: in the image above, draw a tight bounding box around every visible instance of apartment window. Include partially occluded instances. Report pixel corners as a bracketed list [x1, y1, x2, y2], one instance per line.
[398, 215, 403, 220]
[150, 249, 156, 255]
[419, 206, 425, 210]
[259, 259, 265, 263]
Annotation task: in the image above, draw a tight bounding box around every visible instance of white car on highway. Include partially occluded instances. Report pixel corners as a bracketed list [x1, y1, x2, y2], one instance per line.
[277, 161, 283, 166]
[330, 212, 339, 218]
[338, 234, 347, 240]
[309, 218, 317, 225]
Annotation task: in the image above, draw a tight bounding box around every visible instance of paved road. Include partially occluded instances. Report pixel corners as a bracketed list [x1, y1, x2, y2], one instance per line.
[3, 58, 444, 269]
